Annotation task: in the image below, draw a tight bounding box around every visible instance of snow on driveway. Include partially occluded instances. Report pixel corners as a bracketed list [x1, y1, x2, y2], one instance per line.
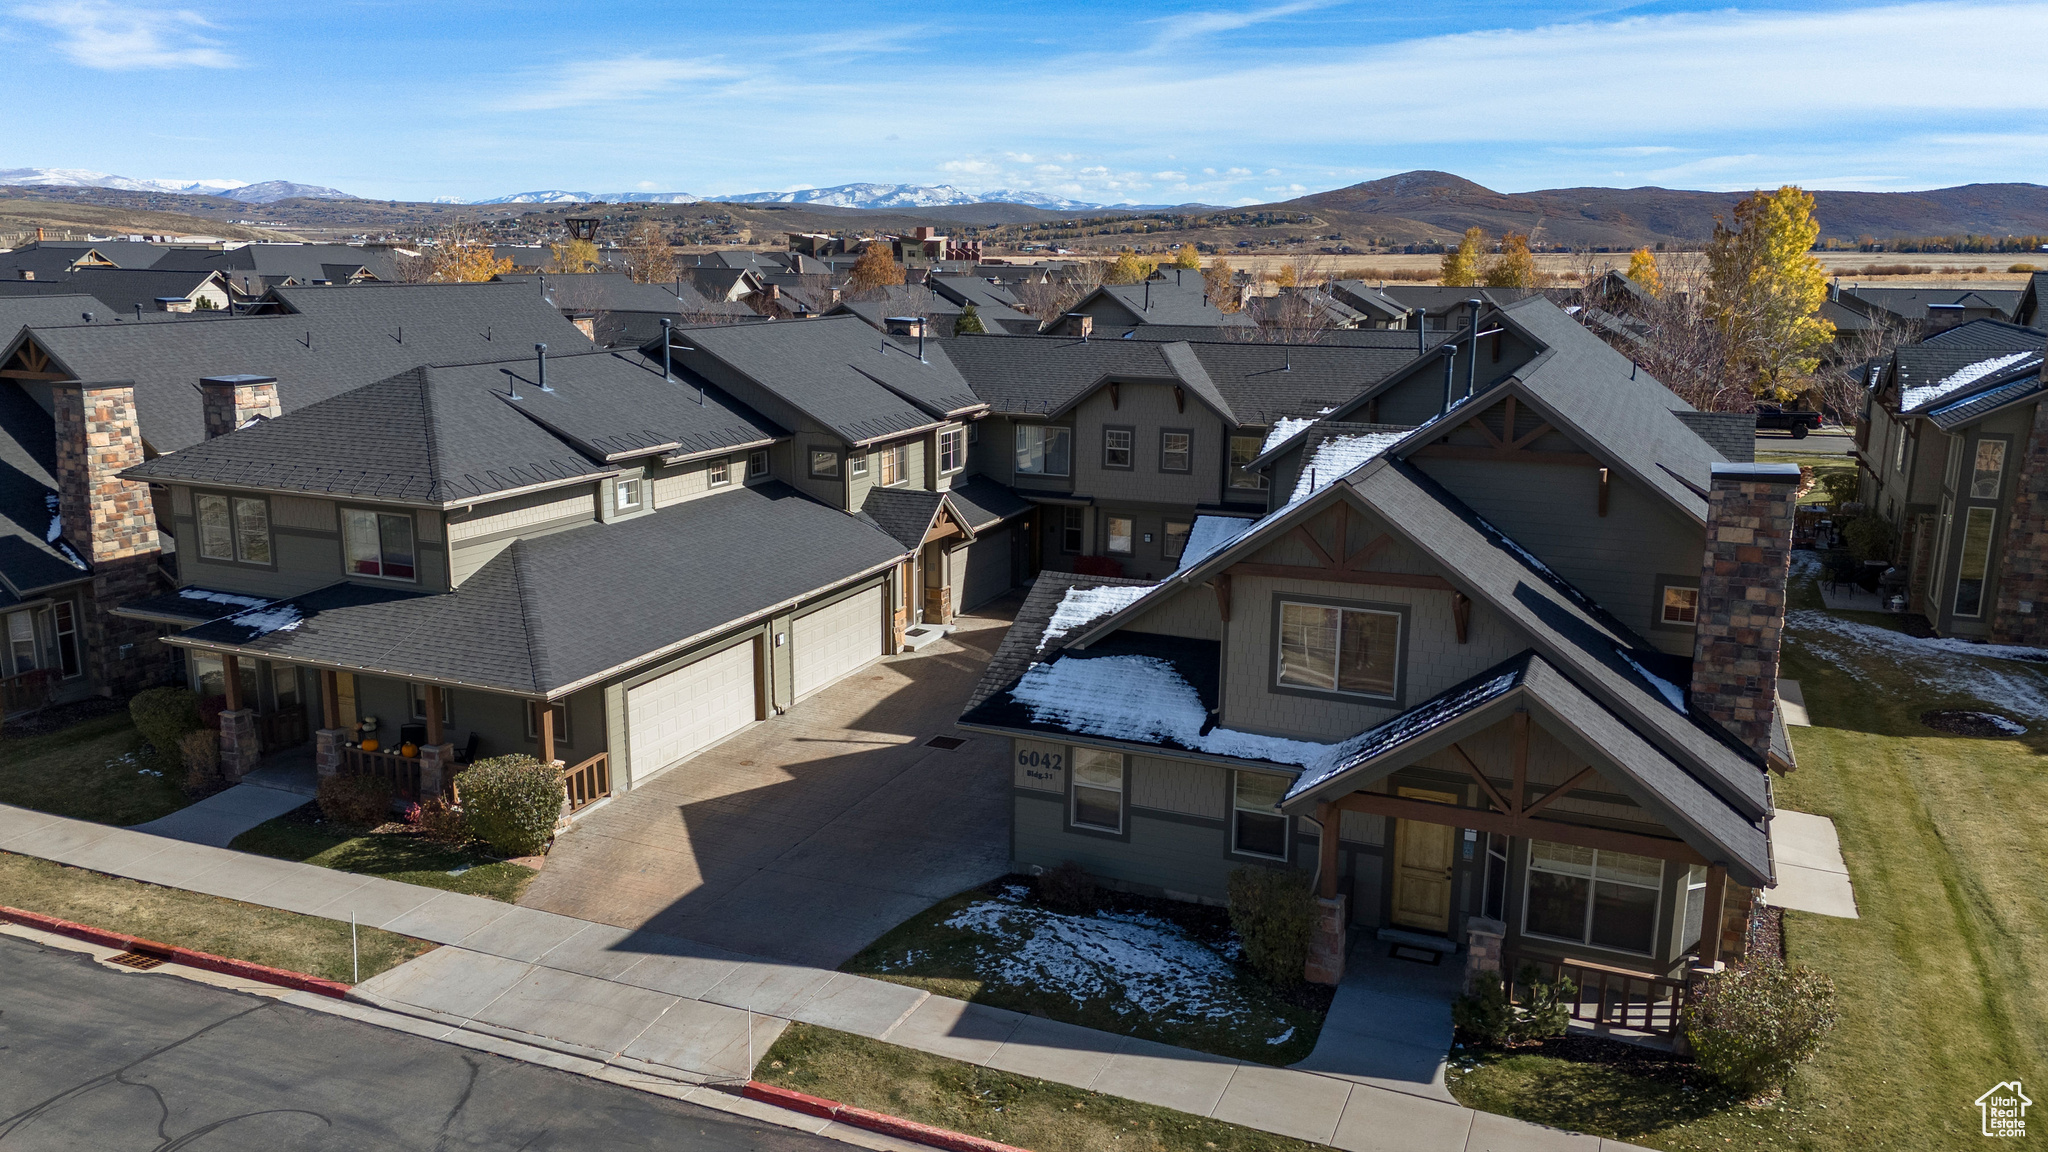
[1786, 609, 2048, 721]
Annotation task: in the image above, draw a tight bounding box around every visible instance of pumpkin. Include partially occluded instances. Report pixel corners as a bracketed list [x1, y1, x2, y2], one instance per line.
[360, 737, 380, 753]
[400, 742, 419, 758]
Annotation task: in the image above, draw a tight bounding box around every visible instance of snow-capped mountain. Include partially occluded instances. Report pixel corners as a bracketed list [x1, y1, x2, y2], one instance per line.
[475, 190, 701, 205]
[0, 167, 353, 202]
[715, 183, 1102, 211]
[221, 181, 354, 203]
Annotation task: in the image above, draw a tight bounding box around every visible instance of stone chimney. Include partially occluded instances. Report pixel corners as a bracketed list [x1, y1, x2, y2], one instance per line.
[17, 269, 33, 281]
[1064, 313, 1093, 338]
[1688, 462, 1801, 761]
[53, 380, 165, 693]
[199, 375, 279, 440]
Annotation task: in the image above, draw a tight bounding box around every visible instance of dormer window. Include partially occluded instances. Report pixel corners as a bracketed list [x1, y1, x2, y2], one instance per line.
[616, 477, 643, 511]
[343, 509, 416, 581]
[748, 449, 769, 479]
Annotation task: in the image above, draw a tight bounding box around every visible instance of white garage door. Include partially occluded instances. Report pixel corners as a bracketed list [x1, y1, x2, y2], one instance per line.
[793, 585, 886, 699]
[626, 641, 757, 779]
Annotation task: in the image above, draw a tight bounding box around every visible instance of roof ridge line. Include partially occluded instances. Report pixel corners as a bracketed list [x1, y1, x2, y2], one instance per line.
[505, 541, 548, 695]
[415, 368, 446, 504]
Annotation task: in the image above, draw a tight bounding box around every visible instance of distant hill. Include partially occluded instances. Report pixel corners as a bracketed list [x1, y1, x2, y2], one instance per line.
[476, 190, 703, 205]
[0, 168, 353, 204]
[221, 180, 355, 203]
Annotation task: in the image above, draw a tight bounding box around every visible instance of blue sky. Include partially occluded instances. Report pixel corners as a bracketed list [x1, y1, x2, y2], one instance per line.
[4, 0, 2045, 204]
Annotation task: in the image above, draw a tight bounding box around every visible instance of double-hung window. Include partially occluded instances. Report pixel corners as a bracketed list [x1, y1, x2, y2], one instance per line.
[1103, 427, 1133, 470]
[616, 477, 643, 511]
[1229, 433, 1269, 490]
[1232, 771, 1289, 859]
[525, 700, 571, 746]
[1015, 425, 1071, 476]
[196, 493, 272, 565]
[343, 509, 416, 581]
[879, 443, 908, 486]
[1523, 842, 1662, 955]
[5, 612, 35, 674]
[1163, 520, 1192, 561]
[1061, 507, 1083, 553]
[411, 683, 454, 725]
[939, 427, 965, 474]
[1071, 748, 1124, 832]
[1160, 430, 1192, 473]
[748, 449, 770, 479]
[708, 459, 731, 487]
[1661, 586, 1699, 625]
[51, 601, 79, 678]
[849, 451, 870, 479]
[1276, 600, 1399, 699]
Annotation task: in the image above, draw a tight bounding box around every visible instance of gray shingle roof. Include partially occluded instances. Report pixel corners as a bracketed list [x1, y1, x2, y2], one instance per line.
[964, 571, 1161, 711]
[1921, 318, 2048, 350]
[1928, 363, 2048, 431]
[860, 487, 945, 550]
[1079, 270, 1252, 327]
[945, 474, 1034, 530]
[171, 480, 907, 696]
[1839, 286, 2024, 323]
[1671, 411, 1757, 463]
[680, 316, 981, 442]
[153, 243, 401, 284]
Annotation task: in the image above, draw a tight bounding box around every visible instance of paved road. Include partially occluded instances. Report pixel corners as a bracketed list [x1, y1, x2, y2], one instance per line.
[0, 934, 852, 1151]
[1755, 430, 1853, 455]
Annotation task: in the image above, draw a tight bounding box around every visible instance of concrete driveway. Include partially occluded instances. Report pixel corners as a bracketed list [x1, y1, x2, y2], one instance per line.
[519, 600, 1017, 969]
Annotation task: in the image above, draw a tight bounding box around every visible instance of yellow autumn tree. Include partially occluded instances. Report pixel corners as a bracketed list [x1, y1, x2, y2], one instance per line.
[1483, 232, 1536, 288]
[1172, 243, 1202, 269]
[1275, 263, 1300, 288]
[1202, 258, 1240, 312]
[1103, 248, 1155, 285]
[1439, 227, 1486, 286]
[846, 241, 905, 295]
[547, 239, 600, 274]
[431, 242, 513, 283]
[1626, 247, 1664, 297]
[1706, 186, 1836, 399]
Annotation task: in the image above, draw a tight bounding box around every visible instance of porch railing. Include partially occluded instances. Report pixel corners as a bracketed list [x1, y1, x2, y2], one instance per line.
[561, 752, 610, 815]
[0, 668, 54, 717]
[1503, 950, 1691, 1038]
[342, 746, 425, 802]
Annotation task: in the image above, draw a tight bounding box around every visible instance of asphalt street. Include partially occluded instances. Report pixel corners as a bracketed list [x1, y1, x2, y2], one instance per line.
[1755, 429, 1853, 455]
[0, 934, 851, 1151]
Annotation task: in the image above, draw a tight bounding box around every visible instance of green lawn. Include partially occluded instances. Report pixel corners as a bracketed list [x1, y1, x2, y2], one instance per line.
[1446, 561, 2048, 1150]
[0, 711, 188, 826]
[843, 885, 1326, 1065]
[230, 807, 538, 903]
[0, 851, 432, 983]
[756, 1022, 1333, 1152]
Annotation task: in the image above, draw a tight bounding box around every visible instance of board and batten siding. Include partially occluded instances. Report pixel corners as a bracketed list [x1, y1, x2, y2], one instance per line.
[1121, 582, 1222, 642]
[447, 485, 597, 585]
[1069, 383, 1224, 509]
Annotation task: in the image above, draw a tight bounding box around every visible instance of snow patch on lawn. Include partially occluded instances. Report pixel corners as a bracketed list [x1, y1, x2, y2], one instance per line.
[1787, 609, 2048, 721]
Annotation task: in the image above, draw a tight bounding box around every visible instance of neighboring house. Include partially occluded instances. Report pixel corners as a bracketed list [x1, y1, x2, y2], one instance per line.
[1376, 286, 1547, 331]
[152, 243, 400, 302]
[117, 349, 920, 798]
[827, 286, 966, 337]
[1063, 269, 1254, 331]
[2012, 270, 2048, 329]
[1854, 320, 2048, 640]
[2, 267, 234, 316]
[0, 240, 172, 278]
[928, 275, 1041, 334]
[960, 295, 1791, 998]
[498, 272, 759, 346]
[1834, 285, 2025, 335]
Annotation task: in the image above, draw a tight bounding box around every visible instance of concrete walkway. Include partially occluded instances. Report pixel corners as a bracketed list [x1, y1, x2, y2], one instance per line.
[127, 758, 319, 848]
[1767, 810, 1859, 919]
[1294, 940, 1461, 1104]
[0, 803, 1649, 1151]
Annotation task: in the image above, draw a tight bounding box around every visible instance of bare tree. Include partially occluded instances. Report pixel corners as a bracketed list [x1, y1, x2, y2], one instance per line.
[1810, 312, 1909, 429]
[1563, 251, 1752, 412]
[1230, 257, 1337, 344]
[622, 221, 677, 285]
[1012, 261, 1102, 320]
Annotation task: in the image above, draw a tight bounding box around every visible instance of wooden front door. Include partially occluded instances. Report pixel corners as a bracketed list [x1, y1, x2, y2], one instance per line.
[1391, 787, 1459, 933]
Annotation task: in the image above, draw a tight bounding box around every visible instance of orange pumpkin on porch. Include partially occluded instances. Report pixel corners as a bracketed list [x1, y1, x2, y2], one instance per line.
[400, 742, 419, 758]
[360, 737, 380, 752]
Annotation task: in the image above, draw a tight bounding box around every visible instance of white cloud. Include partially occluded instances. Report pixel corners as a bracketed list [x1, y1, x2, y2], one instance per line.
[1146, 0, 1337, 46]
[14, 0, 235, 69]
[495, 54, 743, 111]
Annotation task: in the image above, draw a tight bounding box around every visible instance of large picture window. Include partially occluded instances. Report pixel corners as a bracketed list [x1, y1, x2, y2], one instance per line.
[1953, 506, 1996, 617]
[196, 493, 272, 564]
[343, 509, 416, 581]
[1276, 600, 1399, 699]
[1523, 841, 1662, 955]
[808, 448, 840, 479]
[1015, 425, 1072, 477]
[1232, 771, 1289, 859]
[1071, 748, 1124, 832]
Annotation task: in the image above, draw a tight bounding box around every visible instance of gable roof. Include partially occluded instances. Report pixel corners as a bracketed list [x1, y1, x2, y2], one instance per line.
[1895, 345, 2048, 413]
[42, 267, 227, 315]
[860, 486, 947, 550]
[1075, 270, 1254, 327]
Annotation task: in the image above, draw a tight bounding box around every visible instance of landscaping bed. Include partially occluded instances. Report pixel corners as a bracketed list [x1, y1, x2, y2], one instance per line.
[0, 851, 431, 983]
[755, 1022, 1333, 1152]
[843, 875, 1329, 1066]
[230, 802, 538, 904]
[0, 710, 188, 826]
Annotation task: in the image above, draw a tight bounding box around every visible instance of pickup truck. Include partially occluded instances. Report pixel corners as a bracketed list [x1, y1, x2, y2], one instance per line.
[1754, 404, 1823, 438]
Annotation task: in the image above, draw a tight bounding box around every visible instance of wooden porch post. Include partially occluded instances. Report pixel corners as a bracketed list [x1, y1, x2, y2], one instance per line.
[1316, 801, 1340, 899]
[320, 669, 340, 731]
[1699, 864, 1728, 966]
[539, 702, 556, 766]
[424, 685, 444, 746]
[222, 654, 242, 711]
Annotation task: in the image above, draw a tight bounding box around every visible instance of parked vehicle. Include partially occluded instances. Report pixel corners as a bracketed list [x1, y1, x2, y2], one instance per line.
[1755, 403, 1822, 438]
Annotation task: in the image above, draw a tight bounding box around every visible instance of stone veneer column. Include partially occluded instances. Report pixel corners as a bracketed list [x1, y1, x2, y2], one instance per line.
[198, 374, 280, 441]
[1688, 462, 1800, 760]
[1303, 894, 1348, 985]
[1991, 398, 2048, 645]
[1462, 916, 1506, 991]
[53, 380, 165, 696]
[315, 728, 349, 780]
[416, 743, 457, 799]
[218, 708, 261, 781]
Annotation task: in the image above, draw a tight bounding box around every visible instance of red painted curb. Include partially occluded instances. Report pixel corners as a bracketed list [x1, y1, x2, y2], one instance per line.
[744, 1082, 1033, 1152]
[0, 904, 353, 998]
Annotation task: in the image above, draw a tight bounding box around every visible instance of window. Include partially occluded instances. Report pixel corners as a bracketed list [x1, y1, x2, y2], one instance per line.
[1971, 438, 2008, 501]
[1160, 430, 1192, 473]
[1106, 515, 1134, 554]
[616, 477, 642, 510]
[1229, 433, 1269, 490]
[1481, 832, 1510, 921]
[6, 612, 34, 674]
[1103, 427, 1133, 470]
[1163, 520, 1191, 561]
[1894, 420, 1911, 474]
[939, 427, 965, 474]
[808, 448, 840, 479]
[708, 459, 731, 487]
[51, 601, 79, 678]
[1015, 424, 1072, 476]
[1061, 507, 1083, 553]
[1523, 841, 1663, 955]
[525, 700, 571, 746]
[879, 443, 908, 486]
[1953, 506, 1996, 617]
[1661, 586, 1699, 625]
[343, 509, 416, 580]
[1232, 771, 1289, 858]
[1071, 748, 1124, 832]
[849, 451, 869, 478]
[1277, 601, 1399, 698]
[410, 683, 453, 725]
[1682, 864, 1708, 952]
[748, 449, 769, 478]
[196, 493, 271, 564]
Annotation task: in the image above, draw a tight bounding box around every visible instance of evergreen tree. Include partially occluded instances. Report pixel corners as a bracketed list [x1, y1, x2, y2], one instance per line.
[1626, 247, 1663, 297]
[954, 301, 986, 334]
[1706, 186, 1835, 400]
[1172, 243, 1202, 269]
[1483, 232, 1536, 288]
[1439, 227, 1486, 286]
[847, 242, 905, 295]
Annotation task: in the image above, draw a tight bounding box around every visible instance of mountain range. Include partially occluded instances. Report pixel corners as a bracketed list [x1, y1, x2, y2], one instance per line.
[0, 168, 354, 203]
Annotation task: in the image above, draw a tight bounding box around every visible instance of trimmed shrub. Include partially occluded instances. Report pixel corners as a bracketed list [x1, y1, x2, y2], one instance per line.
[1452, 972, 1514, 1042]
[457, 755, 561, 857]
[1226, 865, 1315, 988]
[130, 687, 201, 757]
[317, 773, 395, 829]
[1843, 513, 1897, 564]
[1817, 470, 1860, 510]
[178, 729, 221, 793]
[1684, 957, 1839, 1095]
[1037, 860, 1099, 914]
[1452, 964, 1577, 1045]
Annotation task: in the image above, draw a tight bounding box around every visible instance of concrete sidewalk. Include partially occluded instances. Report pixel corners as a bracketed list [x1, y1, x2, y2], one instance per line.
[0, 803, 1649, 1151]
[1767, 810, 1859, 919]
[129, 757, 320, 848]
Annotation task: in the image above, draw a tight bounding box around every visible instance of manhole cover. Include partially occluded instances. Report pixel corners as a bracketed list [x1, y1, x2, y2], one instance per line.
[106, 951, 167, 970]
[1921, 710, 2027, 738]
[925, 736, 967, 750]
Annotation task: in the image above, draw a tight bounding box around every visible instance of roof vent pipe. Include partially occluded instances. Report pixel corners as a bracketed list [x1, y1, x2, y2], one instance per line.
[1441, 343, 1457, 416]
[1144, 280, 1151, 311]
[1415, 308, 1425, 354]
[535, 342, 551, 392]
[660, 317, 674, 383]
[134, 303, 142, 321]
[1465, 298, 1482, 398]
[917, 325, 926, 363]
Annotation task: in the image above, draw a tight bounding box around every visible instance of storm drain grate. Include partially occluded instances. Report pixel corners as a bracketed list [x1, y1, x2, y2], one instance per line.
[925, 736, 967, 750]
[106, 951, 167, 971]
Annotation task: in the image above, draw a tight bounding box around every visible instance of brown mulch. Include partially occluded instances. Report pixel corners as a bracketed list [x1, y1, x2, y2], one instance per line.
[1751, 903, 1785, 962]
[1920, 709, 2027, 738]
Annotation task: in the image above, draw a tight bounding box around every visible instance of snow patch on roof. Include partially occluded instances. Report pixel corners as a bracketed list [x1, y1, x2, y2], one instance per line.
[1901, 352, 2035, 411]
[1011, 654, 1327, 766]
[1619, 650, 1687, 713]
[224, 603, 303, 635]
[1176, 515, 1257, 573]
[1284, 669, 1523, 799]
[1289, 431, 1405, 501]
[1261, 416, 1315, 455]
[1039, 585, 1158, 653]
[178, 587, 274, 610]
